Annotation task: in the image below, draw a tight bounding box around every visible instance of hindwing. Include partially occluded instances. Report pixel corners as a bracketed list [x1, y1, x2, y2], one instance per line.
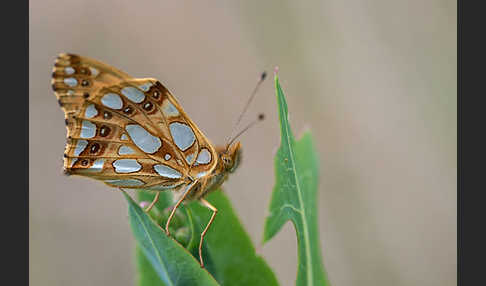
[52, 54, 218, 190]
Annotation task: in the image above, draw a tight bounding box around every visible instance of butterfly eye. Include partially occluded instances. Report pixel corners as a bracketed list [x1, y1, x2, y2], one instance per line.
[153, 90, 160, 99]
[222, 157, 231, 165]
[81, 79, 90, 87]
[83, 92, 90, 98]
[80, 159, 89, 166]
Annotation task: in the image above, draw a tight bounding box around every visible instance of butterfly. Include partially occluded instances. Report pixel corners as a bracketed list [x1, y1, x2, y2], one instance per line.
[51, 53, 265, 267]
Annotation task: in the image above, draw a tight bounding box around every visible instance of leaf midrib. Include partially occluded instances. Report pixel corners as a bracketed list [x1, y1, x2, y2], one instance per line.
[277, 79, 313, 285]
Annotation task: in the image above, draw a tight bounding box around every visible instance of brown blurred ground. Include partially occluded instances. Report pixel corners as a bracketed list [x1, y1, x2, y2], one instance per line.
[30, 1, 456, 285]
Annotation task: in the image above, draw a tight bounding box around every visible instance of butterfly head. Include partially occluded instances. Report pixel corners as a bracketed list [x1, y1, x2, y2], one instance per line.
[220, 141, 242, 173]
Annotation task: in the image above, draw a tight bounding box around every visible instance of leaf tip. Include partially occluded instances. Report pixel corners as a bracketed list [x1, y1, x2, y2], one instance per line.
[273, 66, 279, 82]
[121, 190, 142, 211]
[120, 189, 130, 200]
[299, 124, 315, 139]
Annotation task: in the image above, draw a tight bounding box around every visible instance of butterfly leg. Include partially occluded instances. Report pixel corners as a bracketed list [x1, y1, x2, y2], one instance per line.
[198, 198, 218, 268]
[166, 181, 197, 236]
[144, 191, 160, 213]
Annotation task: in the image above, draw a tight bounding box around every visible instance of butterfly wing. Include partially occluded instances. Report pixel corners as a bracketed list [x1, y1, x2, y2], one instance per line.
[52, 53, 131, 115]
[143, 78, 219, 179]
[52, 54, 218, 190]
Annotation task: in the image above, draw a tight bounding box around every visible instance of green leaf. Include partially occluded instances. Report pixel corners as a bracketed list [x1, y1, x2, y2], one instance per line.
[135, 191, 199, 286]
[137, 191, 197, 252]
[135, 246, 165, 286]
[123, 191, 219, 286]
[263, 74, 330, 286]
[135, 190, 279, 286]
[187, 191, 280, 286]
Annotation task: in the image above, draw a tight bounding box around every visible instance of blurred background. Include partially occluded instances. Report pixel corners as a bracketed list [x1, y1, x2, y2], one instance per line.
[30, 1, 456, 285]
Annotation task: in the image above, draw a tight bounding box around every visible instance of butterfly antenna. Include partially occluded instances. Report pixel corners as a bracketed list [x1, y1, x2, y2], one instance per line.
[227, 113, 265, 148]
[226, 71, 267, 145]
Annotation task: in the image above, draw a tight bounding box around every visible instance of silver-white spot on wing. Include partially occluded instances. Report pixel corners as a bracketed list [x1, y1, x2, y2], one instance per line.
[118, 145, 136, 155]
[164, 153, 171, 161]
[64, 77, 77, 87]
[120, 134, 128, 141]
[105, 179, 144, 187]
[162, 101, 180, 117]
[74, 140, 88, 156]
[125, 124, 162, 154]
[196, 171, 208, 178]
[87, 159, 104, 172]
[121, 86, 145, 103]
[67, 90, 74, 95]
[113, 159, 142, 173]
[101, 93, 123, 110]
[196, 148, 211, 164]
[169, 122, 195, 151]
[138, 82, 153, 92]
[64, 67, 75, 75]
[80, 120, 96, 138]
[89, 67, 99, 77]
[70, 158, 78, 167]
[185, 152, 196, 164]
[84, 104, 98, 118]
[154, 164, 182, 179]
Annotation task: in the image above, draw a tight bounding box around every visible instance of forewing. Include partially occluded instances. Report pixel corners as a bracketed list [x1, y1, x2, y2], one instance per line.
[52, 53, 131, 115]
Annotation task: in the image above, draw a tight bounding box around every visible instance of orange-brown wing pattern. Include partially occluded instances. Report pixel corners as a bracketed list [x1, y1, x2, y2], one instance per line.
[52, 53, 218, 190]
[52, 53, 131, 116]
[146, 79, 219, 179]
